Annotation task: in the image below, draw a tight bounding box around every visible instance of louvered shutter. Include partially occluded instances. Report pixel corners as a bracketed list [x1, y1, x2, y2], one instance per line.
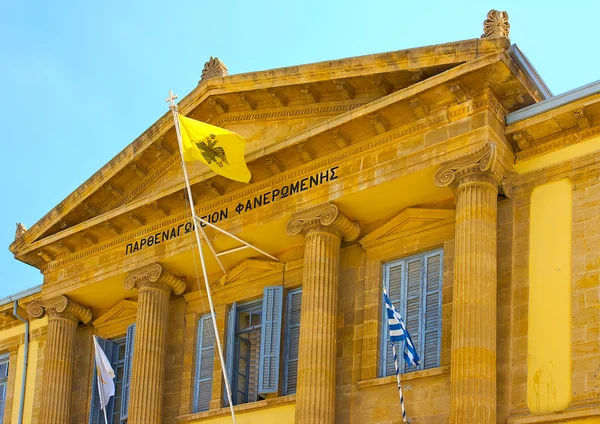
[224, 302, 237, 406]
[423, 252, 442, 369]
[383, 263, 403, 377]
[283, 289, 302, 395]
[89, 337, 115, 424]
[403, 259, 422, 373]
[120, 324, 135, 420]
[258, 286, 283, 393]
[382, 249, 443, 376]
[194, 315, 215, 412]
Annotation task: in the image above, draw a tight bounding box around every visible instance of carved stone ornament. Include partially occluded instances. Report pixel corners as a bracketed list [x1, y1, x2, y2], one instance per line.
[286, 202, 360, 242]
[27, 295, 92, 324]
[482, 9, 510, 39]
[123, 263, 186, 295]
[434, 142, 502, 190]
[200, 57, 228, 82]
[15, 223, 27, 240]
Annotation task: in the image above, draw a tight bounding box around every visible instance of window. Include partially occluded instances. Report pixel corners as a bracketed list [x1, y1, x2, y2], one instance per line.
[381, 249, 442, 376]
[89, 324, 135, 424]
[194, 286, 302, 408]
[0, 354, 8, 424]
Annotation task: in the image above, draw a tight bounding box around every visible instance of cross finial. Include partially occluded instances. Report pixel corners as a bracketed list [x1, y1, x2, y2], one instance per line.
[166, 90, 178, 109]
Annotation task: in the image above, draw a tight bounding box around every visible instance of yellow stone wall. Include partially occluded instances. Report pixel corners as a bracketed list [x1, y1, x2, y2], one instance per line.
[528, 179, 572, 413]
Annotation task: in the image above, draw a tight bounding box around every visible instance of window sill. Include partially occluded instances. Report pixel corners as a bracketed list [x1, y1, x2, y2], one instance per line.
[357, 365, 450, 390]
[176, 395, 296, 422]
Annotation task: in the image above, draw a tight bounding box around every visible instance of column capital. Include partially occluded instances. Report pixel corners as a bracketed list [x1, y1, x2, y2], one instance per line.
[434, 142, 511, 193]
[286, 202, 360, 242]
[124, 263, 186, 295]
[27, 295, 92, 324]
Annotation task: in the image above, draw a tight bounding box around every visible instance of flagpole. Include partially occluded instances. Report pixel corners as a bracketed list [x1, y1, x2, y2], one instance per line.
[392, 343, 408, 423]
[93, 336, 109, 424]
[166, 91, 237, 423]
[384, 287, 410, 424]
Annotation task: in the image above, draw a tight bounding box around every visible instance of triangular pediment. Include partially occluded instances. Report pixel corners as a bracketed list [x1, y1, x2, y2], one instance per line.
[360, 208, 454, 249]
[12, 37, 540, 269]
[93, 299, 138, 329]
[218, 259, 284, 287]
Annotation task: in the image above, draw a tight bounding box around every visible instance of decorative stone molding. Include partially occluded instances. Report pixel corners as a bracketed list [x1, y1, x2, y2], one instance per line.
[123, 263, 186, 295]
[481, 9, 510, 39]
[286, 202, 360, 242]
[14, 223, 26, 240]
[27, 295, 92, 324]
[200, 57, 228, 82]
[434, 142, 502, 190]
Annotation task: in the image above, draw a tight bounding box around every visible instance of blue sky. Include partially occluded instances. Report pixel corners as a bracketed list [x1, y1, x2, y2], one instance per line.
[0, 1, 598, 297]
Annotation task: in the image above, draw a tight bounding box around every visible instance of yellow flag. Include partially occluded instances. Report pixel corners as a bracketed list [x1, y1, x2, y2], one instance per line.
[178, 115, 251, 183]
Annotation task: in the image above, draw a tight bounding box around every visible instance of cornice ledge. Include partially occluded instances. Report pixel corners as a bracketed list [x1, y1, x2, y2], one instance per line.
[434, 141, 512, 196]
[123, 262, 186, 295]
[27, 295, 92, 324]
[286, 202, 360, 242]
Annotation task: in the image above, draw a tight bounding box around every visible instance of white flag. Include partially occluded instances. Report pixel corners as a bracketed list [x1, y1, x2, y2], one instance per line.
[93, 336, 115, 410]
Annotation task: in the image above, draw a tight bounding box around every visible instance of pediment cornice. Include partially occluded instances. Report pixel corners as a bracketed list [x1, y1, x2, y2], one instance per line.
[218, 259, 284, 287]
[11, 39, 510, 254]
[92, 299, 138, 328]
[360, 208, 454, 249]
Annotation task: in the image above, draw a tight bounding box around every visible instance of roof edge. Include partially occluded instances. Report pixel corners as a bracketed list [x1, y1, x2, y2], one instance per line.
[0, 284, 42, 306]
[508, 44, 552, 101]
[506, 78, 600, 125]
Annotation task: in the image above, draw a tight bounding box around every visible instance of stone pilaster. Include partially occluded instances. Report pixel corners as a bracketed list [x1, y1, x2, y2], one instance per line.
[27, 295, 92, 424]
[434, 142, 505, 424]
[123, 263, 186, 424]
[286, 203, 360, 424]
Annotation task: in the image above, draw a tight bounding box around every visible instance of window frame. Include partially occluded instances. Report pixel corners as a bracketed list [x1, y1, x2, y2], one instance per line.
[0, 353, 9, 424]
[380, 248, 443, 376]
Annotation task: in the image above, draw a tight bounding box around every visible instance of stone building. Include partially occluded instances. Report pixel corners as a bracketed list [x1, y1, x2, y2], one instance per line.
[3, 9, 600, 424]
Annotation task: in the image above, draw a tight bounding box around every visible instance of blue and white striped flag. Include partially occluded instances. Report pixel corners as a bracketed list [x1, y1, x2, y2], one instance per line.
[384, 291, 420, 367]
[384, 289, 419, 423]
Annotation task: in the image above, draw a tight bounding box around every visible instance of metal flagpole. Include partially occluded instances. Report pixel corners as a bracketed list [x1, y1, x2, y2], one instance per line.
[166, 91, 237, 423]
[392, 343, 408, 423]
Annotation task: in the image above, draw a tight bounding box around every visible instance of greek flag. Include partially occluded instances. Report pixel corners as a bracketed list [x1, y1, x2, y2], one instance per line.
[384, 291, 420, 367]
[384, 290, 419, 423]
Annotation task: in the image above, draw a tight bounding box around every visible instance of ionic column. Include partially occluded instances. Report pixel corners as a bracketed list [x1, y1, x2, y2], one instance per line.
[287, 203, 360, 424]
[434, 142, 505, 424]
[27, 295, 92, 424]
[124, 263, 186, 424]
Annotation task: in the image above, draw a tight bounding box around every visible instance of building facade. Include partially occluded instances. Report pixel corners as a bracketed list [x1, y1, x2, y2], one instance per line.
[4, 10, 600, 424]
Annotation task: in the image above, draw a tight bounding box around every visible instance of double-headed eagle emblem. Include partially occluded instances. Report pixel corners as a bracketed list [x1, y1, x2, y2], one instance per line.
[194, 133, 228, 167]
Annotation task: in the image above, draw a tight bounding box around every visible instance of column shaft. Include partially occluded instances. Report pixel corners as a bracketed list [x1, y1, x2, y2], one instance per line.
[39, 314, 79, 424]
[128, 283, 171, 424]
[295, 226, 341, 424]
[450, 176, 498, 424]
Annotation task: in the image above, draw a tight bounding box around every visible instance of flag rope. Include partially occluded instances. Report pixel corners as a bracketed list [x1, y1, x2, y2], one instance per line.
[167, 92, 237, 423]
